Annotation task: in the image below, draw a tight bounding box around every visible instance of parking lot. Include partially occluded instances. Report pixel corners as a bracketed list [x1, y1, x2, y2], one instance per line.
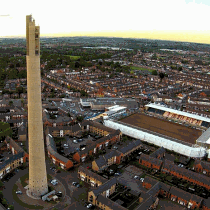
[58, 134, 103, 157]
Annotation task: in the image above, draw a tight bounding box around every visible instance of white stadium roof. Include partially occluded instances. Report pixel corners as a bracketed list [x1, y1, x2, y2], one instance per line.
[196, 127, 210, 144]
[104, 119, 206, 158]
[146, 103, 210, 123]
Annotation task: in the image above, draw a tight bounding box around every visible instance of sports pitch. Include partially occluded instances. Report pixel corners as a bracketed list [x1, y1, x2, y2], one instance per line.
[120, 113, 202, 144]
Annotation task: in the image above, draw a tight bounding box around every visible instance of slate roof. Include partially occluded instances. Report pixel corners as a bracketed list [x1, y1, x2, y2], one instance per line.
[92, 177, 117, 197]
[194, 160, 210, 171]
[78, 166, 108, 184]
[0, 152, 24, 170]
[48, 124, 81, 133]
[144, 176, 159, 187]
[119, 139, 142, 155]
[140, 154, 163, 167]
[97, 194, 127, 210]
[169, 187, 203, 203]
[5, 136, 26, 154]
[136, 194, 156, 210]
[89, 121, 115, 133]
[150, 147, 165, 158]
[104, 150, 121, 161]
[203, 198, 210, 208]
[95, 156, 107, 169]
[163, 159, 210, 186]
[47, 145, 71, 164]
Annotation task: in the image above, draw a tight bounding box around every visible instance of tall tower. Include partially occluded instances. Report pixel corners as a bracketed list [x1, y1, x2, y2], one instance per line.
[26, 15, 48, 199]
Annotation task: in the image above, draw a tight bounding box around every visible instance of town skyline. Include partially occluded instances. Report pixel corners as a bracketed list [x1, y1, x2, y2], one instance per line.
[1, 0, 210, 44]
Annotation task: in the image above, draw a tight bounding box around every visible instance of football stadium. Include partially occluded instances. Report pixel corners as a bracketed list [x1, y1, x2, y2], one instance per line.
[103, 107, 210, 159]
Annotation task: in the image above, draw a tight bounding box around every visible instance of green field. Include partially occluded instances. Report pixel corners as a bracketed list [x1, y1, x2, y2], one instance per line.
[65, 55, 81, 60]
[130, 66, 153, 72]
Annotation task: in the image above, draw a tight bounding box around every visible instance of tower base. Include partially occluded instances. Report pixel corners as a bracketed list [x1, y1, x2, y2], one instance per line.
[26, 189, 41, 200]
[26, 188, 48, 200]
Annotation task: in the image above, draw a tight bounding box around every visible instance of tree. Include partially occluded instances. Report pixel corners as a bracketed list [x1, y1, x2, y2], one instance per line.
[89, 155, 94, 161]
[76, 115, 84, 122]
[159, 72, 165, 81]
[152, 70, 157, 75]
[8, 205, 14, 210]
[9, 101, 13, 106]
[75, 61, 80, 68]
[1, 198, 7, 207]
[0, 191, 3, 200]
[178, 66, 182, 71]
[80, 90, 88, 97]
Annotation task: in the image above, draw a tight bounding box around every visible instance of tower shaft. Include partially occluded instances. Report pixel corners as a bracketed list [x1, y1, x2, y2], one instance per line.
[26, 15, 48, 199]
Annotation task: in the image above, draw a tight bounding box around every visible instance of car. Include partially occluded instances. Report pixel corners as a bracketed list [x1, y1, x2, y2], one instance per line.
[113, 146, 118, 150]
[16, 190, 22, 194]
[87, 204, 93, 209]
[80, 147, 85, 151]
[140, 178, 144, 182]
[64, 144, 68, 147]
[51, 179, 58, 185]
[134, 176, 140, 179]
[84, 202, 89, 207]
[76, 184, 81, 188]
[73, 140, 78, 143]
[72, 182, 78, 186]
[78, 139, 83, 142]
[75, 148, 80, 151]
[56, 191, 62, 197]
[114, 172, 121, 176]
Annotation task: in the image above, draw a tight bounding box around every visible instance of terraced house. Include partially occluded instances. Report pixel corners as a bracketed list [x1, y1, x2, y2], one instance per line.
[0, 152, 25, 179]
[78, 166, 107, 187]
[46, 134, 73, 170]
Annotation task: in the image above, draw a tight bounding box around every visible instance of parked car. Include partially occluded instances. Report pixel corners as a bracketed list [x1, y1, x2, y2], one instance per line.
[76, 184, 81, 188]
[78, 139, 83, 142]
[87, 203, 93, 209]
[114, 172, 121, 176]
[134, 176, 140, 180]
[56, 191, 62, 197]
[72, 182, 78, 186]
[84, 202, 89, 207]
[51, 179, 58, 185]
[113, 146, 118, 150]
[73, 140, 78, 144]
[16, 191, 22, 194]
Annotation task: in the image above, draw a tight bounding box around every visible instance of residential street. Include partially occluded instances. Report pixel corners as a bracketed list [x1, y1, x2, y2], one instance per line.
[2, 159, 92, 210]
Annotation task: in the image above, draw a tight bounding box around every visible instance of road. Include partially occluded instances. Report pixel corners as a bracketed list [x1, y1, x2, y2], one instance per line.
[2, 159, 92, 210]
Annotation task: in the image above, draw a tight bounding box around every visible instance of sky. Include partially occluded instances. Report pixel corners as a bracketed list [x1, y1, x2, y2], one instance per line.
[1, 0, 210, 44]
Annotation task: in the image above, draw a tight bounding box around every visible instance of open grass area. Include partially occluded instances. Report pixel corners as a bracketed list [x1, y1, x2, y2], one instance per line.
[64, 55, 81, 60]
[47, 174, 52, 180]
[130, 66, 153, 72]
[20, 173, 29, 187]
[12, 184, 44, 209]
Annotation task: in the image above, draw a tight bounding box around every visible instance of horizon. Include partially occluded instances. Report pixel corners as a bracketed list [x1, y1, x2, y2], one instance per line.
[1, 0, 210, 45]
[1, 32, 210, 46]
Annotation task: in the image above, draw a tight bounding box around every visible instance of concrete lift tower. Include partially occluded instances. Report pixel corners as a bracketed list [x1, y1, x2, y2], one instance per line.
[26, 15, 48, 199]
